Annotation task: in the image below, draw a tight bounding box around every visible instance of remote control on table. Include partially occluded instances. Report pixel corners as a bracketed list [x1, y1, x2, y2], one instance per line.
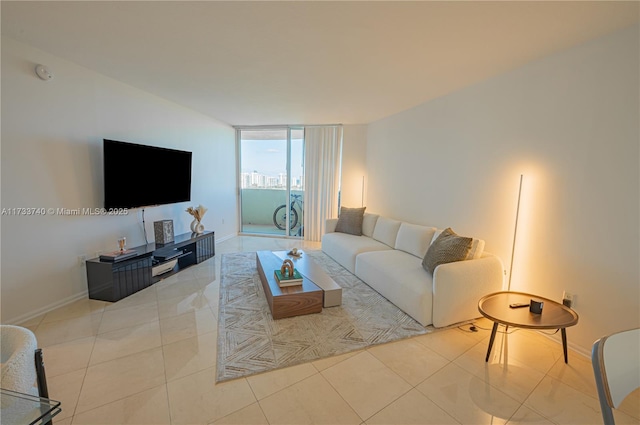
[509, 302, 530, 309]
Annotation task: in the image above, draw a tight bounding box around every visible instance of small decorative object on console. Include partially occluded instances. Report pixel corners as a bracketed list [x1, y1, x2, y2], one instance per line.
[100, 249, 137, 262]
[186, 205, 207, 235]
[100, 236, 137, 261]
[287, 248, 302, 257]
[154, 220, 175, 244]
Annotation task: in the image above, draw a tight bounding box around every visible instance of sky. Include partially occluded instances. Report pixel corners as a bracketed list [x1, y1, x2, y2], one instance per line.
[240, 138, 304, 177]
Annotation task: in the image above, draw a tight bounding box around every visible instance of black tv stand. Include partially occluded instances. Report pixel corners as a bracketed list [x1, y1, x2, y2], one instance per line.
[86, 231, 215, 302]
[153, 249, 183, 261]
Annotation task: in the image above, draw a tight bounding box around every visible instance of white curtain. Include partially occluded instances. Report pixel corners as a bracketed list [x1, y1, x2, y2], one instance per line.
[303, 126, 343, 241]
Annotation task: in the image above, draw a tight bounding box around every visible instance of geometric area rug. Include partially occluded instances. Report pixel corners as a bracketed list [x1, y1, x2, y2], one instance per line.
[216, 250, 428, 382]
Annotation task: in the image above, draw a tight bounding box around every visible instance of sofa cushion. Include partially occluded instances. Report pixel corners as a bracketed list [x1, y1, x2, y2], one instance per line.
[395, 223, 436, 258]
[355, 250, 433, 326]
[325, 218, 338, 233]
[335, 206, 366, 236]
[362, 213, 379, 238]
[422, 228, 472, 274]
[322, 231, 391, 274]
[372, 217, 402, 247]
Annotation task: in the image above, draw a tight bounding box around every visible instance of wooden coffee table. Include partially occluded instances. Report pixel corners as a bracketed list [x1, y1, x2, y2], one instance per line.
[272, 251, 342, 308]
[478, 291, 579, 363]
[256, 251, 323, 319]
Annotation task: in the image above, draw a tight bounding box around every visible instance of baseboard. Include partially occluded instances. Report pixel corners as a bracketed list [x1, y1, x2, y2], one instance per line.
[539, 331, 591, 359]
[7, 291, 89, 326]
[215, 233, 236, 244]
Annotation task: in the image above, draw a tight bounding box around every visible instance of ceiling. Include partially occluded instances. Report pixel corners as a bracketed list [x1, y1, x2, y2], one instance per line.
[2, 1, 638, 126]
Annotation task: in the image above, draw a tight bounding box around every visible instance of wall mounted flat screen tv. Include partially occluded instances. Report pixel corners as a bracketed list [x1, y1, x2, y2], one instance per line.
[104, 139, 192, 209]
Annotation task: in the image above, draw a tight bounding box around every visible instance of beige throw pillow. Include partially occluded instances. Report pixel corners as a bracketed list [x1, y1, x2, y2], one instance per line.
[422, 227, 472, 275]
[335, 207, 366, 236]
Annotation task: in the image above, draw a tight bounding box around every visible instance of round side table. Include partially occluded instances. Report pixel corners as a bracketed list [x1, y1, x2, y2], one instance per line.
[478, 291, 579, 363]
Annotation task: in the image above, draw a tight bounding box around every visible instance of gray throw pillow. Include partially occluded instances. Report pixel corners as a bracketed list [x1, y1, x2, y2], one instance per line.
[335, 207, 366, 236]
[422, 227, 472, 275]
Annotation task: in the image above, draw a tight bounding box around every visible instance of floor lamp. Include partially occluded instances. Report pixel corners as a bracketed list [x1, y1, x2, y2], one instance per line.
[507, 174, 523, 291]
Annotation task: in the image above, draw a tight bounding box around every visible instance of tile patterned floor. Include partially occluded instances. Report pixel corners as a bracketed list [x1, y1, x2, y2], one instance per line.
[20, 236, 640, 425]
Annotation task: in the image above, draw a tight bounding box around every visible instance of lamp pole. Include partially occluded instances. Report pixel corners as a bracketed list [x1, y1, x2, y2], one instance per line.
[508, 174, 523, 291]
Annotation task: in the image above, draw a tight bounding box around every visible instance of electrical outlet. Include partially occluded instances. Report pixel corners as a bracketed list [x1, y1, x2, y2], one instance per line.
[562, 291, 574, 308]
[78, 255, 87, 267]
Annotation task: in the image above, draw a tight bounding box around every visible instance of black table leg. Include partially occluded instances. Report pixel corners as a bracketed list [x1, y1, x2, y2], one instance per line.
[561, 328, 568, 363]
[486, 322, 499, 362]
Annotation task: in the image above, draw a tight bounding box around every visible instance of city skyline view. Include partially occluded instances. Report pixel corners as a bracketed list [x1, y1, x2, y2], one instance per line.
[240, 171, 304, 189]
[240, 134, 304, 189]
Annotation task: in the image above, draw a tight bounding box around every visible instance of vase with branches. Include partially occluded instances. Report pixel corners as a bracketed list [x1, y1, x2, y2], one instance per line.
[186, 205, 207, 234]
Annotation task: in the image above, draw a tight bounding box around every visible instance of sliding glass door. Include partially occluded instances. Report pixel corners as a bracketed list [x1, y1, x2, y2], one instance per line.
[238, 128, 304, 237]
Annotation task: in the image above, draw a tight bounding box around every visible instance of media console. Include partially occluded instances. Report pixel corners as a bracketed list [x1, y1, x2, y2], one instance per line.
[86, 231, 215, 302]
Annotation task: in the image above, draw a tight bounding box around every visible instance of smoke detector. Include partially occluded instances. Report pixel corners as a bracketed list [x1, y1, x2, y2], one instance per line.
[35, 64, 53, 81]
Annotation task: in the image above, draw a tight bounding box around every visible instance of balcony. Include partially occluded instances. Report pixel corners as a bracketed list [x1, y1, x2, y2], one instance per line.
[240, 188, 304, 237]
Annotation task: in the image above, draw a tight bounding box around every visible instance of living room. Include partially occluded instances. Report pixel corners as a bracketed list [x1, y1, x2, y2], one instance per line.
[1, 2, 638, 424]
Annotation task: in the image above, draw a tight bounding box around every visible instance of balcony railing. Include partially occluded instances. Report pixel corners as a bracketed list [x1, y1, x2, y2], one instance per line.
[240, 188, 304, 237]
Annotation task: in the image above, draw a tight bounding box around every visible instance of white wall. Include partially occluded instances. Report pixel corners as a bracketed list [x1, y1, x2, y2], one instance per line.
[366, 25, 639, 353]
[340, 124, 368, 210]
[1, 38, 237, 323]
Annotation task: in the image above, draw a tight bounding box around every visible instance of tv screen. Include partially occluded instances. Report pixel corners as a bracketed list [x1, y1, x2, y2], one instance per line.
[103, 139, 192, 209]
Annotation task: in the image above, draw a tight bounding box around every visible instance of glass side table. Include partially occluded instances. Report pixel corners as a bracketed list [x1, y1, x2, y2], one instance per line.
[1, 388, 61, 425]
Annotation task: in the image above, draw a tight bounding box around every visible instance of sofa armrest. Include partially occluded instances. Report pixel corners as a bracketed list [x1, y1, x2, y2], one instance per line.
[432, 254, 504, 328]
[325, 218, 338, 233]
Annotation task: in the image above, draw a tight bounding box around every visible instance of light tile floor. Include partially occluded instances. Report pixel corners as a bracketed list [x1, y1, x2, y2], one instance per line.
[20, 236, 640, 425]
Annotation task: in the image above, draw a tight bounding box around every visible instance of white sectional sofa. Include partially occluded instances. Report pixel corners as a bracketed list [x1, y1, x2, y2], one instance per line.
[322, 213, 504, 327]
